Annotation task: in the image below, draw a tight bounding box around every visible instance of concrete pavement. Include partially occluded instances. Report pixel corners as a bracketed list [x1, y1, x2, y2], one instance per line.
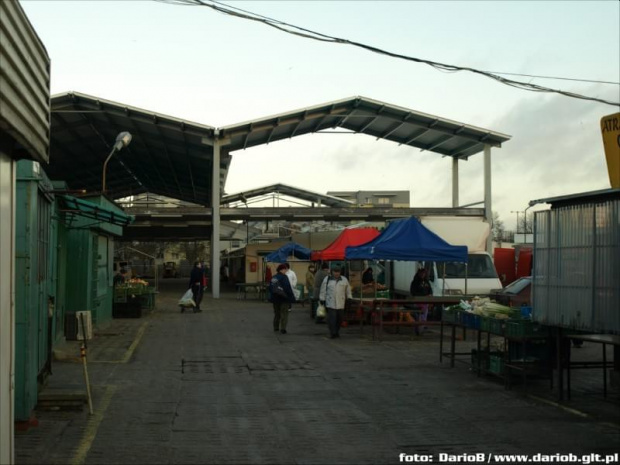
[15, 279, 620, 464]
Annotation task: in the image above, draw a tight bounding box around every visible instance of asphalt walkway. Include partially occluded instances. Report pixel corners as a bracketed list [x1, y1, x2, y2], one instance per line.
[15, 279, 620, 464]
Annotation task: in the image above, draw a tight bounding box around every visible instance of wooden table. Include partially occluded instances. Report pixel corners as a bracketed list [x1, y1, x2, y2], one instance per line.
[353, 299, 442, 341]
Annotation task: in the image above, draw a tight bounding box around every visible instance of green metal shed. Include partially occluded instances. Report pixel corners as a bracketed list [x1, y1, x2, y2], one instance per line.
[59, 194, 132, 328]
[15, 161, 55, 422]
[14, 164, 131, 422]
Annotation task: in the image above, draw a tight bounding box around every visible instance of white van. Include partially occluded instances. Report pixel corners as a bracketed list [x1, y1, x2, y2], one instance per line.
[391, 216, 503, 297]
[392, 252, 502, 297]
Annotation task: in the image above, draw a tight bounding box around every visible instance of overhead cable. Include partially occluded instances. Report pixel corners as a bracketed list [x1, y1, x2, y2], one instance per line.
[156, 0, 620, 107]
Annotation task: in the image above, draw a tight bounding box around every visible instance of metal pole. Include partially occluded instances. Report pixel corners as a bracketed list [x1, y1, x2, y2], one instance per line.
[452, 157, 459, 208]
[101, 146, 118, 193]
[483, 144, 492, 253]
[211, 135, 221, 299]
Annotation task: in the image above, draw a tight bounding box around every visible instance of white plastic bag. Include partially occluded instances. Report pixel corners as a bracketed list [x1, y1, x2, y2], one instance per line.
[316, 303, 327, 318]
[178, 289, 196, 308]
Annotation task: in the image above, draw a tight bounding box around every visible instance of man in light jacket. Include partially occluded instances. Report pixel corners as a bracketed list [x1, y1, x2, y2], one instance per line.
[319, 266, 352, 339]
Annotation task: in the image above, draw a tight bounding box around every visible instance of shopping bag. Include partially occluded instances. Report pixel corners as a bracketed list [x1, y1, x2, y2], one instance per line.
[316, 303, 327, 318]
[178, 288, 196, 308]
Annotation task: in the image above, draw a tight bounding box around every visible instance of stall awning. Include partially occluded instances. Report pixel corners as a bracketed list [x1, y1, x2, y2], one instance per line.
[311, 227, 380, 261]
[58, 195, 134, 227]
[265, 242, 312, 263]
[345, 217, 468, 262]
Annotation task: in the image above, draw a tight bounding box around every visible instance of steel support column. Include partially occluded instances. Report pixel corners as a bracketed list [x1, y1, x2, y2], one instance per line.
[452, 157, 459, 208]
[211, 136, 221, 299]
[483, 144, 492, 253]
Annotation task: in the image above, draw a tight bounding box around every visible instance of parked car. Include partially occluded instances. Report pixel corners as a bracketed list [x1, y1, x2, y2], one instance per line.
[163, 262, 178, 278]
[490, 276, 531, 307]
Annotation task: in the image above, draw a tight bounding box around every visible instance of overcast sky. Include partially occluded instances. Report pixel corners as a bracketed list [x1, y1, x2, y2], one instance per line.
[21, 0, 620, 230]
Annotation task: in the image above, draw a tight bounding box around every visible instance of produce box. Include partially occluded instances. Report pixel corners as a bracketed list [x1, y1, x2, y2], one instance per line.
[460, 312, 481, 329]
[489, 318, 506, 335]
[489, 354, 504, 374]
[505, 320, 549, 338]
[479, 316, 491, 332]
[113, 287, 128, 303]
[442, 308, 460, 323]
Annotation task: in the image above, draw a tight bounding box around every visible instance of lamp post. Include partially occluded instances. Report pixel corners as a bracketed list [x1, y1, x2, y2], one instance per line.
[102, 131, 132, 193]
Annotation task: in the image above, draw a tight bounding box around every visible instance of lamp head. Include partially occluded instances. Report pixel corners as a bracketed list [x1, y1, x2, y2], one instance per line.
[114, 131, 132, 151]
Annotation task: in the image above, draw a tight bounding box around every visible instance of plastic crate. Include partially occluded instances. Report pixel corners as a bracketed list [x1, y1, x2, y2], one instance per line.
[479, 316, 491, 332]
[489, 354, 504, 374]
[505, 320, 548, 338]
[442, 308, 459, 323]
[488, 318, 506, 335]
[460, 312, 480, 329]
[113, 287, 128, 303]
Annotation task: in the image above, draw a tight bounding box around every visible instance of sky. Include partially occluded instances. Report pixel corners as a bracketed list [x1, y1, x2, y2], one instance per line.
[20, 0, 620, 230]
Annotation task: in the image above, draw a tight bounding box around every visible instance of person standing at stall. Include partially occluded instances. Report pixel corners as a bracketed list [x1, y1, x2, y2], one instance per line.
[305, 264, 315, 299]
[189, 261, 204, 313]
[410, 267, 432, 333]
[269, 264, 296, 334]
[319, 266, 352, 339]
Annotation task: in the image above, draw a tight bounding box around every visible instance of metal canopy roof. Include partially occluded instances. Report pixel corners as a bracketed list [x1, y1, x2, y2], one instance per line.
[47, 93, 510, 209]
[49, 92, 226, 205]
[222, 183, 353, 208]
[221, 96, 511, 159]
[529, 188, 620, 208]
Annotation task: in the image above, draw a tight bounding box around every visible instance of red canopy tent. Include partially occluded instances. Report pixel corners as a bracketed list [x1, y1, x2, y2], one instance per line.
[311, 228, 380, 261]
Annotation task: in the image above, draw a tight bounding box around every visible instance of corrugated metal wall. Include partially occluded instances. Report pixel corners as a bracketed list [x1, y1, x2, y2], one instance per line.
[533, 199, 620, 334]
[0, 0, 50, 163]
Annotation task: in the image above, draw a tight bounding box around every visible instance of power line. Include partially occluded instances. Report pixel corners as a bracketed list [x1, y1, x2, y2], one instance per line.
[157, 0, 620, 107]
[485, 71, 619, 86]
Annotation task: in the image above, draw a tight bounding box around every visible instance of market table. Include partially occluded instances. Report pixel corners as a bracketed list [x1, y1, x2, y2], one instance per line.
[236, 282, 267, 300]
[354, 298, 449, 341]
[559, 333, 620, 400]
[440, 311, 553, 389]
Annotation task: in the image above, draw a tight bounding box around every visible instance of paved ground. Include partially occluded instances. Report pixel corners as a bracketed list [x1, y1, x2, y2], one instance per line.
[15, 279, 620, 465]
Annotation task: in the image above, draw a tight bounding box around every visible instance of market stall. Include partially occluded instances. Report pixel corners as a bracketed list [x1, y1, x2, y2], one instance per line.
[345, 217, 468, 337]
[261, 242, 313, 302]
[311, 228, 383, 318]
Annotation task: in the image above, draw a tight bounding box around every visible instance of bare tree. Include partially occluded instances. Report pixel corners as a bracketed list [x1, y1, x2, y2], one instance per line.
[492, 211, 506, 245]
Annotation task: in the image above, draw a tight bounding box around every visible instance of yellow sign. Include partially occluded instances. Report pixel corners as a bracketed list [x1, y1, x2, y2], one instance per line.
[601, 112, 620, 188]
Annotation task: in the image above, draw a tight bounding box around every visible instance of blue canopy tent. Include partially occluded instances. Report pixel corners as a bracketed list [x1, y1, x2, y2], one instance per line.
[345, 217, 467, 262]
[265, 242, 312, 263]
[346, 217, 469, 296]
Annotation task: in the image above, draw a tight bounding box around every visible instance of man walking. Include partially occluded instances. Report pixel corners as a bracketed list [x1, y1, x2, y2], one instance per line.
[269, 264, 296, 334]
[319, 266, 352, 339]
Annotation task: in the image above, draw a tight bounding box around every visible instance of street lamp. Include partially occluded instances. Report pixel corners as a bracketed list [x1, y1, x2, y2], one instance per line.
[102, 131, 132, 193]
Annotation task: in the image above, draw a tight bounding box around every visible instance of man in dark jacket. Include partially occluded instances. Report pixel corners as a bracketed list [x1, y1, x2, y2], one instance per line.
[189, 261, 204, 313]
[269, 264, 296, 334]
[410, 267, 432, 333]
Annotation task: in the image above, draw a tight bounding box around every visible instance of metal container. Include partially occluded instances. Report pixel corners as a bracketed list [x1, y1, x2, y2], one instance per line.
[532, 191, 620, 334]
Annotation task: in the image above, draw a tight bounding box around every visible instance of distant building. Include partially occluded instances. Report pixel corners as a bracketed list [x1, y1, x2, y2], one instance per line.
[328, 190, 410, 208]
